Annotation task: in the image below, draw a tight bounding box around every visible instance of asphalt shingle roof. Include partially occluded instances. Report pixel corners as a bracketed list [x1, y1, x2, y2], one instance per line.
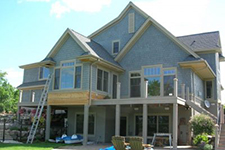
[177, 31, 221, 52]
[17, 80, 46, 89]
[71, 29, 121, 67]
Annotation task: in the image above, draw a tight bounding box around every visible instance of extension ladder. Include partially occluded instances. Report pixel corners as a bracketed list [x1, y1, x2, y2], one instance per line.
[26, 74, 53, 144]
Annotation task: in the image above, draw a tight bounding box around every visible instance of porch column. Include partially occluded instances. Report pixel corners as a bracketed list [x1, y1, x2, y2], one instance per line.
[181, 84, 185, 99]
[174, 78, 178, 97]
[115, 104, 120, 136]
[83, 104, 90, 145]
[173, 103, 178, 150]
[45, 105, 51, 140]
[142, 104, 148, 144]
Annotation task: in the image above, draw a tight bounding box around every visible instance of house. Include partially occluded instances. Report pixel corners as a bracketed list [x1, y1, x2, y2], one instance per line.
[17, 1, 224, 149]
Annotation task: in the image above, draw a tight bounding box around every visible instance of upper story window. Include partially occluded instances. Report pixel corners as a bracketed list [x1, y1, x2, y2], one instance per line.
[39, 67, 50, 80]
[142, 65, 176, 97]
[97, 68, 109, 92]
[130, 72, 141, 97]
[53, 60, 82, 90]
[144, 66, 161, 96]
[128, 13, 135, 33]
[163, 69, 176, 96]
[205, 80, 213, 99]
[112, 40, 120, 54]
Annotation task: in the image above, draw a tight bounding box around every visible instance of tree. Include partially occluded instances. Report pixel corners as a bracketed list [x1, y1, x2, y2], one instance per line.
[0, 71, 19, 113]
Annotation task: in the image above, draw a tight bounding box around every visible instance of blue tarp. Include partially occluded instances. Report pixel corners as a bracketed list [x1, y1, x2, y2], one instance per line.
[99, 146, 115, 150]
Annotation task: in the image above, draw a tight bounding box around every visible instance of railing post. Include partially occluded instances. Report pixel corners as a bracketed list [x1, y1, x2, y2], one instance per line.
[173, 78, 178, 97]
[181, 84, 185, 99]
[215, 124, 219, 149]
[116, 82, 121, 99]
[143, 80, 148, 98]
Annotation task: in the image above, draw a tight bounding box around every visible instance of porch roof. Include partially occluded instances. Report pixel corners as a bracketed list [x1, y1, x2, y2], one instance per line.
[178, 59, 216, 79]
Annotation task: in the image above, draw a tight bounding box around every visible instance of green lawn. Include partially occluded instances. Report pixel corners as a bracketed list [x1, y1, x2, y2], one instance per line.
[0, 142, 78, 150]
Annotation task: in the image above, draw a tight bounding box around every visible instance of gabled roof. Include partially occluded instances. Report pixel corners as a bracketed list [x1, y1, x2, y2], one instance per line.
[177, 31, 222, 53]
[88, 2, 149, 39]
[17, 80, 46, 89]
[113, 2, 200, 61]
[46, 28, 121, 69]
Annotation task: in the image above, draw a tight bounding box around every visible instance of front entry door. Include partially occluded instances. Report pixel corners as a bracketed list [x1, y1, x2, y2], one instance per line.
[120, 116, 127, 136]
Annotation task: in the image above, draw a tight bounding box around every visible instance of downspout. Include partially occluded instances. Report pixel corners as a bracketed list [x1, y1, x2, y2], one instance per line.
[89, 59, 100, 104]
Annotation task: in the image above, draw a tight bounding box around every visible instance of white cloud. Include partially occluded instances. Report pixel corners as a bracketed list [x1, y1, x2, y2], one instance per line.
[3, 68, 23, 88]
[50, 0, 111, 18]
[50, 1, 70, 18]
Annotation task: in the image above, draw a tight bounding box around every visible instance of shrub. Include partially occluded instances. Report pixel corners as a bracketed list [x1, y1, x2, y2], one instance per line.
[204, 144, 213, 150]
[193, 133, 209, 146]
[189, 114, 214, 136]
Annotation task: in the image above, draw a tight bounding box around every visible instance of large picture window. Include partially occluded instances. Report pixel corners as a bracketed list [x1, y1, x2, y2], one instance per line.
[135, 115, 169, 136]
[76, 114, 95, 135]
[53, 60, 82, 90]
[130, 72, 141, 97]
[144, 67, 161, 96]
[97, 69, 109, 92]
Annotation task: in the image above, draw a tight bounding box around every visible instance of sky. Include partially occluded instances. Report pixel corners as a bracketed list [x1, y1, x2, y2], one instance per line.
[0, 0, 225, 102]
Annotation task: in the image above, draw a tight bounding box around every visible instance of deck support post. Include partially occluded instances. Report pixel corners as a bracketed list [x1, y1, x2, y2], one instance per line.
[45, 105, 51, 140]
[83, 104, 90, 145]
[115, 104, 121, 136]
[173, 103, 178, 150]
[142, 104, 148, 144]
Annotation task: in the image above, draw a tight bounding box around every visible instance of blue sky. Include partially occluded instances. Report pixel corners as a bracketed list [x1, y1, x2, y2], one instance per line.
[1, 0, 225, 101]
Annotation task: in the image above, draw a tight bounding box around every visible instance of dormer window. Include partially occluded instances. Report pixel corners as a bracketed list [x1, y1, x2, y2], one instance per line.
[128, 13, 135, 33]
[39, 67, 50, 80]
[112, 40, 120, 54]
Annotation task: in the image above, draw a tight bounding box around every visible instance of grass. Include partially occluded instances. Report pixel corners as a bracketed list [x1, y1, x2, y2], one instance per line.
[0, 142, 80, 150]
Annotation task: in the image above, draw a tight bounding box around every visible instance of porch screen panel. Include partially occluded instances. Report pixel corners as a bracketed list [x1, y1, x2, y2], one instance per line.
[147, 116, 157, 136]
[54, 69, 60, 90]
[130, 78, 141, 97]
[112, 75, 117, 99]
[135, 116, 143, 136]
[163, 69, 175, 96]
[103, 71, 109, 92]
[97, 69, 103, 91]
[158, 116, 169, 133]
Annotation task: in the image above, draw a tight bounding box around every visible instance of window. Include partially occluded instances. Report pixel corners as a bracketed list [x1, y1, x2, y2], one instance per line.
[76, 114, 95, 135]
[128, 13, 135, 33]
[205, 80, 213, 99]
[53, 60, 82, 90]
[112, 74, 118, 99]
[54, 69, 60, 90]
[144, 67, 161, 96]
[135, 115, 169, 136]
[130, 72, 141, 97]
[112, 41, 120, 54]
[97, 69, 109, 92]
[39, 67, 50, 79]
[163, 69, 176, 96]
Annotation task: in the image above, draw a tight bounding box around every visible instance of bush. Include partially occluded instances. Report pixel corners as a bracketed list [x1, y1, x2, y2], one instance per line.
[193, 133, 209, 146]
[204, 144, 213, 150]
[189, 114, 214, 136]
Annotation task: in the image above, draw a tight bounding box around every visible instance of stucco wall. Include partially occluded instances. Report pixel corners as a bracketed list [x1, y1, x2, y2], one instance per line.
[93, 8, 146, 56]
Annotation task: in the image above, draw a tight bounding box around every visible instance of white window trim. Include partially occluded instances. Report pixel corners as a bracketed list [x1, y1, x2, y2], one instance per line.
[129, 70, 141, 98]
[74, 112, 96, 137]
[96, 67, 110, 94]
[112, 40, 120, 55]
[134, 113, 171, 138]
[53, 59, 82, 91]
[205, 79, 214, 100]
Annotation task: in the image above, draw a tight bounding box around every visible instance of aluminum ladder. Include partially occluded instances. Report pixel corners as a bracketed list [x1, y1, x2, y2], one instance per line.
[26, 74, 53, 144]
